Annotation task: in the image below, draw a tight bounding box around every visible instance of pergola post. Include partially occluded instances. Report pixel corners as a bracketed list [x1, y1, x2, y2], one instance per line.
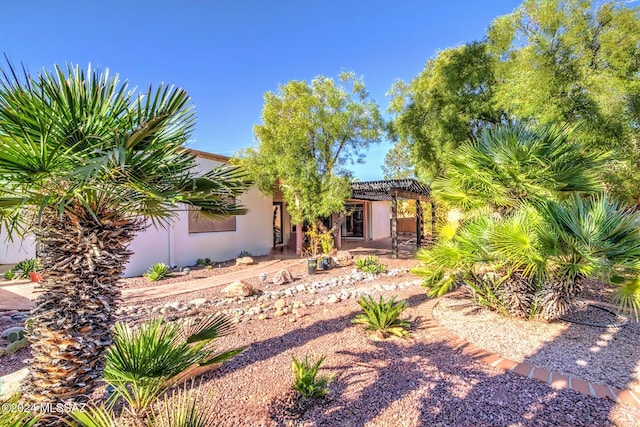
[391, 194, 398, 259]
[416, 200, 423, 248]
[363, 201, 369, 242]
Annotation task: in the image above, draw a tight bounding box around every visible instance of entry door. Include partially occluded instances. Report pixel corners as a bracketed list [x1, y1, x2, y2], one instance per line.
[273, 202, 283, 246]
[343, 203, 364, 237]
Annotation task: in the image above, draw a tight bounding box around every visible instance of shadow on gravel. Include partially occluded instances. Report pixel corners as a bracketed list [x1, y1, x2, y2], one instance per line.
[210, 293, 429, 382]
[517, 315, 640, 426]
[307, 337, 627, 427]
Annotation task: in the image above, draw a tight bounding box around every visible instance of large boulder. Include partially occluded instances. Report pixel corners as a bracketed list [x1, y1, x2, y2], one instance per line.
[236, 257, 255, 266]
[272, 269, 294, 285]
[222, 281, 260, 297]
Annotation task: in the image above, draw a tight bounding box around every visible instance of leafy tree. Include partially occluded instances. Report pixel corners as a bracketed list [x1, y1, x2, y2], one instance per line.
[488, 0, 640, 201]
[414, 124, 640, 320]
[391, 0, 640, 201]
[381, 138, 415, 180]
[388, 42, 508, 180]
[238, 72, 384, 227]
[0, 63, 251, 405]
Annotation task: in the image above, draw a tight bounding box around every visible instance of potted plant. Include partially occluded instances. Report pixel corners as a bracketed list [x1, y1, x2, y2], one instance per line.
[305, 225, 322, 275]
[319, 230, 335, 270]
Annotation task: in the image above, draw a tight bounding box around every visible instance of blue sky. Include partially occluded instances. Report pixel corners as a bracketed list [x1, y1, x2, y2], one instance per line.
[4, 0, 522, 180]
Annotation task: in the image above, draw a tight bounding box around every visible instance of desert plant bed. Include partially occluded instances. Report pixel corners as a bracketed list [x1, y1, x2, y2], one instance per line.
[2, 265, 639, 425]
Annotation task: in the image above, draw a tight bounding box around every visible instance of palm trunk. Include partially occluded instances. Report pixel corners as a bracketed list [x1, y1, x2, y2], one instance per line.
[23, 207, 142, 409]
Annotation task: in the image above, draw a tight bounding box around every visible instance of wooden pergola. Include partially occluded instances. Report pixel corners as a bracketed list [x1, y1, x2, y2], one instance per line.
[350, 179, 434, 258]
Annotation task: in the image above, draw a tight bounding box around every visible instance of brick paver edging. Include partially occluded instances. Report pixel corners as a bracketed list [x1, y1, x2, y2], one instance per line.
[415, 297, 640, 409]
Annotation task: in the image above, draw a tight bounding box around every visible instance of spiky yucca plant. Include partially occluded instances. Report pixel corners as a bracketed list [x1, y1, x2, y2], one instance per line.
[0, 61, 252, 410]
[352, 295, 410, 338]
[0, 395, 40, 426]
[68, 385, 217, 427]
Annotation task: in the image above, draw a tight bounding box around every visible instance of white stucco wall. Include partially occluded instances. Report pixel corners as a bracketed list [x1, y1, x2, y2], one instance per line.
[123, 157, 273, 277]
[0, 154, 273, 278]
[371, 201, 391, 240]
[0, 229, 36, 264]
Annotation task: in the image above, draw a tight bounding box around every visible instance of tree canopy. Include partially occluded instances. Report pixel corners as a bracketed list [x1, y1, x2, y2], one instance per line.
[239, 72, 384, 224]
[389, 0, 640, 202]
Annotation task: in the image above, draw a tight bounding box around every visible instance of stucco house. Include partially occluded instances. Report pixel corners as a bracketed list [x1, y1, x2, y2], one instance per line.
[0, 149, 398, 277]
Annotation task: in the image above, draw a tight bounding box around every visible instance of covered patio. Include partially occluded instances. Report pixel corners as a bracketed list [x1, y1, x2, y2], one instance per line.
[349, 179, 434, 258]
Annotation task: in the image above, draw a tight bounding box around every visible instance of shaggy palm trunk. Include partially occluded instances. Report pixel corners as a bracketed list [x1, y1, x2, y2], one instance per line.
[23, 207, 142, 410]
[539, 276, 583, 320]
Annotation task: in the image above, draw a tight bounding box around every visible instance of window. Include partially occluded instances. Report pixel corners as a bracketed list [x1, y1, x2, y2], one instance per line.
[188, 209, 236, 233]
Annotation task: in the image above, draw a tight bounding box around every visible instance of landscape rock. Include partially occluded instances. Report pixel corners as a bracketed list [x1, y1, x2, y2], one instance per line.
[236, 257, 255, 266]
[334, 250, 353, 265]
[274, 299, 287, 309]
[272, 269, 294, 285]
[189, 298, 208, 308]
[0, 368, 28, 400]
[222, 281, 260, 297]
[327, 295, 339, 304]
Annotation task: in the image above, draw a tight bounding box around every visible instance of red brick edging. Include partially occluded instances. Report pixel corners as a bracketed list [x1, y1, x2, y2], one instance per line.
[416, 297, 640, 409]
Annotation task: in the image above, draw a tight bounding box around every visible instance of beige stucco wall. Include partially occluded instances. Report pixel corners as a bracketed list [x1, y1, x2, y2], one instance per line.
[371, 201, 391, 240]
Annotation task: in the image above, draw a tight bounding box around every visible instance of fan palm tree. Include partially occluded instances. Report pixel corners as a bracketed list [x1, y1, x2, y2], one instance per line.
[415, 123, 640, 319]
[0, 62, 252, 406]
[432, 123, 605, 215]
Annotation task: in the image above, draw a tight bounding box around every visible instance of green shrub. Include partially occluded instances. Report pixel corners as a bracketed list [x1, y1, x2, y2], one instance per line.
[291, 354, 333, 399]
[13, 258, 42, 279]
[144, 263, 172, 281]
[352, 295, 410, 338]
[70, 385, 216, 427]
[3, 269, 15, 280]
[355, 256, 386, 274]
[237, 250, 252, 258]
[195, 258, 212, 266]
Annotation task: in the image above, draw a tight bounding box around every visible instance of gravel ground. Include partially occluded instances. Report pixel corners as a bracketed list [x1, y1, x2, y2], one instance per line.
[122, 256, 271, 290]
[433, 294, 640, 394]
[184, 284, 640, 427]
[3, 256, 640, 425]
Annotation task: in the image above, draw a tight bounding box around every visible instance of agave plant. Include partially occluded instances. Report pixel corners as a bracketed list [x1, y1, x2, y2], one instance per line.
[415, 123, 640, 320]
[0, 61, 252, 405]
[13, 258, 43, 279]
[144, 263, 173, 282]
[104, 314, 245, 418]
[352, 295, 410, 338]
[354, 255, 387, 274]
[291, 355, 334, 399]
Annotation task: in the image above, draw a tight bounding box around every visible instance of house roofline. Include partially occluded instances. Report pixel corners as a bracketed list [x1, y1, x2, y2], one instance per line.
[187, 148, 231, 163]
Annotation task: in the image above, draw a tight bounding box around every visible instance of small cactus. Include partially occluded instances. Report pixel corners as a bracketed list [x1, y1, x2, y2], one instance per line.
[1, 337, 29, 355]
[7, 328, 26, 343]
